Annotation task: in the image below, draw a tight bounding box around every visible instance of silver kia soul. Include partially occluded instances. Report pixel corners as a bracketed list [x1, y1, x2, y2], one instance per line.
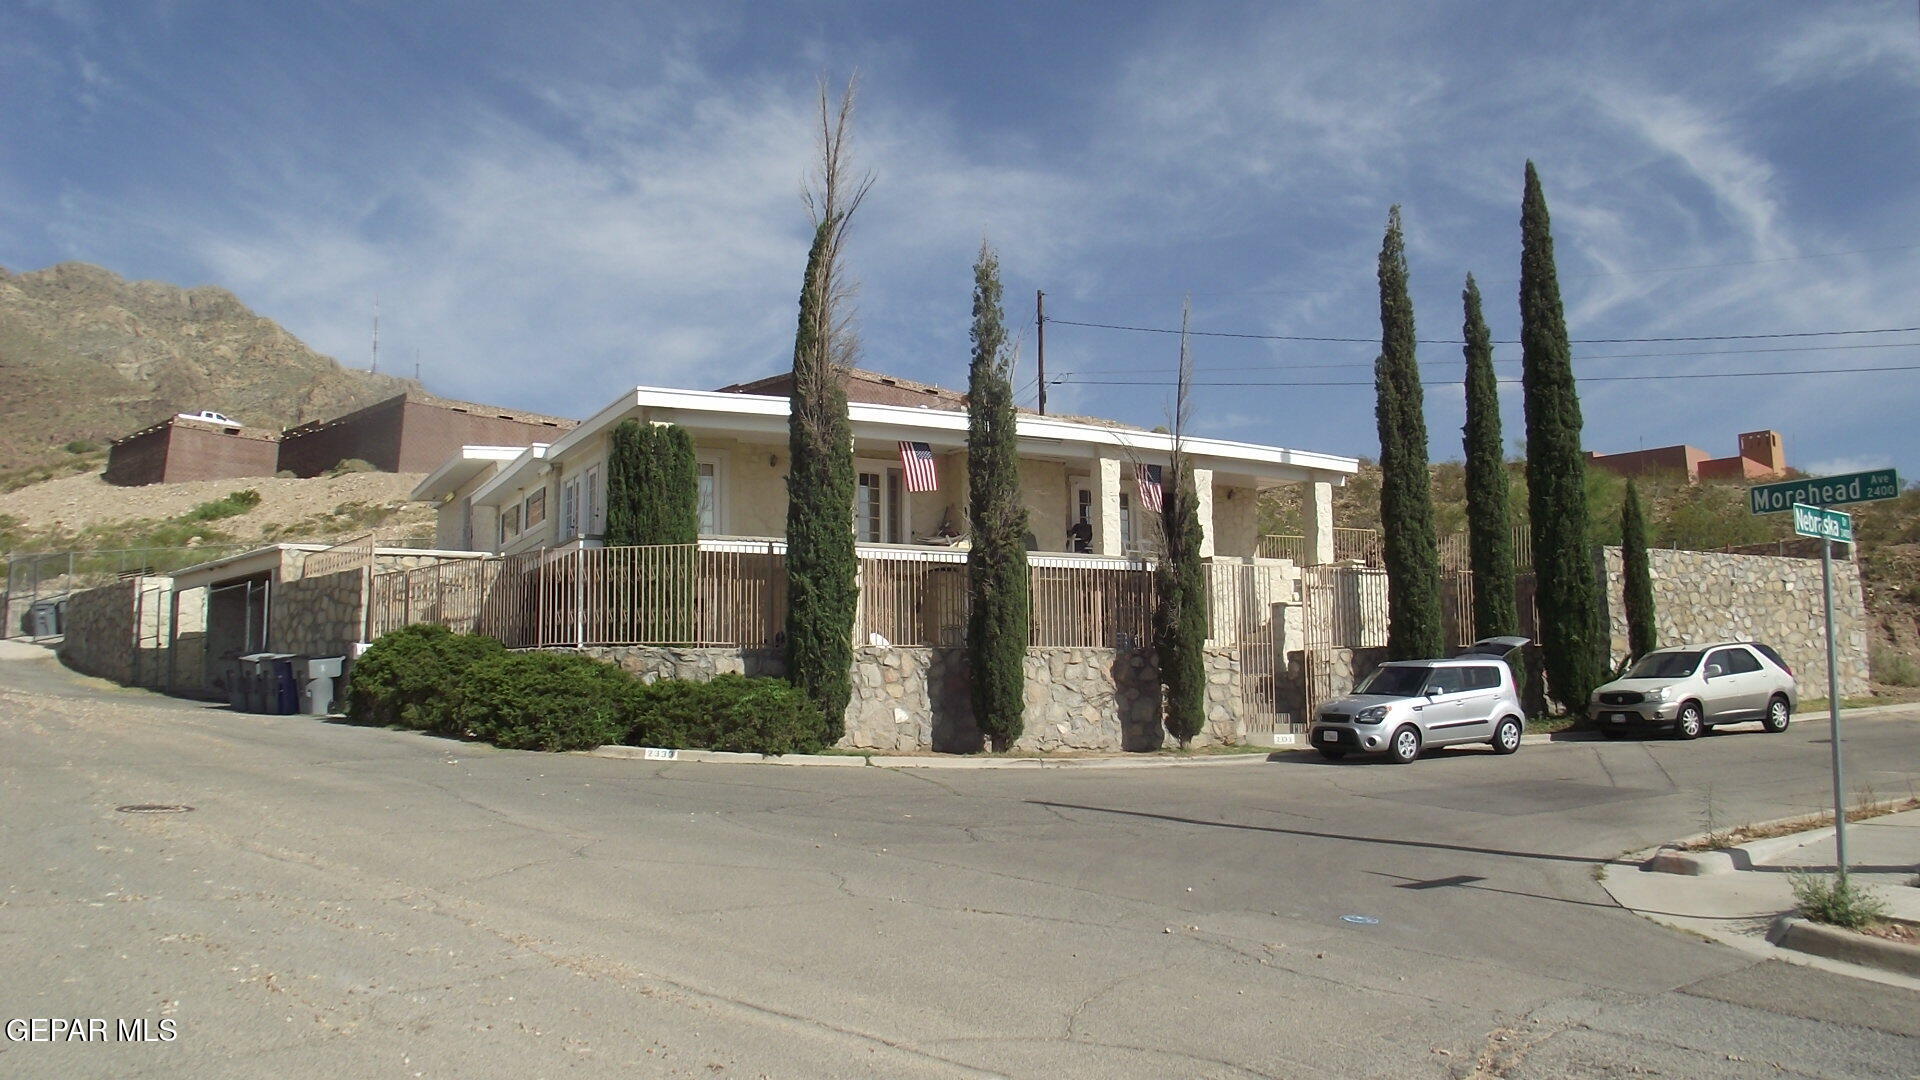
[1588, 641, 1797, 740]
[1309, 637, 1530, 764]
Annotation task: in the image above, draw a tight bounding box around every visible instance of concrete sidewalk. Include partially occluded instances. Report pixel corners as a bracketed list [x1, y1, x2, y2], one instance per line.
[1606, 807, 1920, 988]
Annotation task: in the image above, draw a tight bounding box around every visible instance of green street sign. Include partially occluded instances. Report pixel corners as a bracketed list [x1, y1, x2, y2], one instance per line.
[1750, 469, 1899, 514]
[1793, 503, 1853, 544]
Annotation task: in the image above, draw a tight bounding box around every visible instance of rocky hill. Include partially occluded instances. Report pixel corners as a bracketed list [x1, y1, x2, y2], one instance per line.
[0, 261, 419, 473]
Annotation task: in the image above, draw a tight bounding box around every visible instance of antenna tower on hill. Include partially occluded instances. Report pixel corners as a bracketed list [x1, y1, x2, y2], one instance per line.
[370, 295, 380, 374]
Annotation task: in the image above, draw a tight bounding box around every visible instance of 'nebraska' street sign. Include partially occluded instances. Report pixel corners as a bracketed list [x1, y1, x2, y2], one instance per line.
[1749, 469, 1899, 514]
[1792, 503, 1852, 544]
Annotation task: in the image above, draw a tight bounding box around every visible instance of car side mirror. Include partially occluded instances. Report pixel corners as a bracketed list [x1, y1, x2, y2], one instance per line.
[1424, 686, 1439, 697]
[1704, 665, 1724, 680]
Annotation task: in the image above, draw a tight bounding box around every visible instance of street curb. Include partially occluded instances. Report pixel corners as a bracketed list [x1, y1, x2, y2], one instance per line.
[1644, 825, 1838, 876]
[1521, 730, 1598, 745]
[1768, 915, 1920, 979]
[582, 744, 1284, 769]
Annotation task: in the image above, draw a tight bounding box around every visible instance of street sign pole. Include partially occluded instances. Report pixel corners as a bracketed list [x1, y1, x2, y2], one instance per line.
[1822, 536, 1848, 885]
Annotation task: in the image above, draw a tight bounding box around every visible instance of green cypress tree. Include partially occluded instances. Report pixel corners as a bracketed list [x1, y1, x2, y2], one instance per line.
[965, 242, 1030, 751]
[1155, 303, 1208, 748]
[1621, 479, 1657, 661]
[1156, 466, 1209, 747]
[1460, 273, 1518, 639]
[782, 79, 868, 742]
[1519, 161, 1603, 709]
[604, 420, 699, 547]
[604, 419, 647, 547]
[1374, 206, 1444, 660]
[784, 218, 858, 741]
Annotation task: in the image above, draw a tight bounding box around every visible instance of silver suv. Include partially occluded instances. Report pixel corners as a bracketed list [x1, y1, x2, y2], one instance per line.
[1309, 638, 1529, 764]
[1589, 641, 1796, 740]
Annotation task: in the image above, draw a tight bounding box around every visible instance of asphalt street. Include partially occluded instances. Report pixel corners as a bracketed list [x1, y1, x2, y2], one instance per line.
[4, 646, 1920, 1079]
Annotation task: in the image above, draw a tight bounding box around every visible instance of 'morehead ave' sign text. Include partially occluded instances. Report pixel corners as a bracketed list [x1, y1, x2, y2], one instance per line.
[1749, 468, 1898, 515]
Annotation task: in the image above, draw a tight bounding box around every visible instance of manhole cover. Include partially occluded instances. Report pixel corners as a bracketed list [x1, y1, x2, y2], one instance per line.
[116, 804, 194, 814]
[1340, 914, 1381, 925]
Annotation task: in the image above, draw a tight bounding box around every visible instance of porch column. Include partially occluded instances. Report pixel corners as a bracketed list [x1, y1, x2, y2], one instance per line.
[1094, 452, 1124, 556]
[1306, 480, 1334, 565]
[1193, 467, 1215, 558]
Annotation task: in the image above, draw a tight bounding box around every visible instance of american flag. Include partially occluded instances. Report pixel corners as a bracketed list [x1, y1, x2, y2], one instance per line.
[1135, 464, 1164, 513]
[898, 441, 940, 492]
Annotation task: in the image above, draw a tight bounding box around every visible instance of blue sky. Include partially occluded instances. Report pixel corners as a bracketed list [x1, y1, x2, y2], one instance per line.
[5, 1, 1919, 478]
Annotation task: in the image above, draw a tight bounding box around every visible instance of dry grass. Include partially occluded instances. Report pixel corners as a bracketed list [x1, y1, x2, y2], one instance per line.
[1678, 794, 1920, 851]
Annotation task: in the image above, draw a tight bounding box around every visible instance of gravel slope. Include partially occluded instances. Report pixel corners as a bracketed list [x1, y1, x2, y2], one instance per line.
[0, 469, 436, 543]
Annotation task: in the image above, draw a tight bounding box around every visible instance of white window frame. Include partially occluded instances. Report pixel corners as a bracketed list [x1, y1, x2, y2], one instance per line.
[853, 458, 905, 543]
[560, 477, 581, 539]
[584, 464, 603, 537]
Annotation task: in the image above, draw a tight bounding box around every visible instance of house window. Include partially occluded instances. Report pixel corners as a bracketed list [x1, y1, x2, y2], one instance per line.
[585, 466, 602, 536]
[856, 471, 883, 542]
[501, 504, 521, 544]
[697, 462, 717, 535]
[1119, 493, 1133, 549]
[561, 479, 580, 538]
[524, 488, 546, 529]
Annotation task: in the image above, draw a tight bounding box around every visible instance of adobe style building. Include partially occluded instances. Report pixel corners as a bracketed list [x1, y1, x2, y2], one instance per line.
[276, 394, 576, 478]
[105, 415, 281, 487]
[1586, 429, 1785, 483]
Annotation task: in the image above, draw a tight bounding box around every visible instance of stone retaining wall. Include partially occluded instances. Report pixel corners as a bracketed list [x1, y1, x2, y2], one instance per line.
[1600, 546, 1868, 698]
[57, 576, 206, 693]
[580, 644, 1246, 752]
[270, 569, 367, 659]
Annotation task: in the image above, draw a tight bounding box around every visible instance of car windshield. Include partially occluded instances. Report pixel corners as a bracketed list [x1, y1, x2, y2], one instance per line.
[1626, 651, 1702, 679]
[1354, 665, 1431, 697]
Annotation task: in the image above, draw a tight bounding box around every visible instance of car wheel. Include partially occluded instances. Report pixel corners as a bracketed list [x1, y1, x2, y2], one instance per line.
[1672, 703, 1703, 740]
[1492, 717, 1522, 755]
[1388, 725, 1421, 764]
[1317, 747, 1347, 761]
[1763, 695, 1791, 733]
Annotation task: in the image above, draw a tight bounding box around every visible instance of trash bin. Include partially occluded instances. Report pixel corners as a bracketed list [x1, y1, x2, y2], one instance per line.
[297, 656, 344, 715]
[225, 659, 249, 711]
[27, 600, 60, 638]
[270, 657, 299, 715]
[237, 652, 295, 713]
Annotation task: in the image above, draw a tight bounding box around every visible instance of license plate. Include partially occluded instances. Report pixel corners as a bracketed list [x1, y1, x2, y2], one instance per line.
[1321, 730, 1339, 743]
[1610, 713, 1629, 724]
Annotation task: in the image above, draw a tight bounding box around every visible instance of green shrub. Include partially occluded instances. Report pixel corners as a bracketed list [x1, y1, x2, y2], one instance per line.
[1790, 872, 1889, 929]
[449, 650, 630, 751]
[1869, 646, 1920, 688]
[622, 673, 827, 755]
[345, 624, 504, 733]
[327, 458, 377, 477]
[182, 489, 263, 523]
[64, 439, 98, 454]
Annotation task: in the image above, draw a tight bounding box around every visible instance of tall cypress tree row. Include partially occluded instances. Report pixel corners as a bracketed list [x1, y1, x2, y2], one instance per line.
[1461, 274, 1518, 639]
[1374, 206, 1444, 660]
[1519, 161, 1603, 709]
[1621, 479, 1657, 661]
[965, 242, 1030, 751]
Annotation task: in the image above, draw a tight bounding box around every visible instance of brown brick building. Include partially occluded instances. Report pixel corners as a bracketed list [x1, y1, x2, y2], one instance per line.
[1586, 429, 1786, 483]
[105, 416, 282, 487]
[276, 394, 575, 478]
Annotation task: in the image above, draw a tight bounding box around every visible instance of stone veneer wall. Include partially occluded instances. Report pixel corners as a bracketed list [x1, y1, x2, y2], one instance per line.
[58, 577, 208, 693]
[1599, 546, 1867, 699]
[581, 644, 1246, 752]
[270, 569, 367, 659]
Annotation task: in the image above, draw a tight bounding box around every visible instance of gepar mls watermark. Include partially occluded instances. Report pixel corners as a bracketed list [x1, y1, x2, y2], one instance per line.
[6, 1017, 178, 1043]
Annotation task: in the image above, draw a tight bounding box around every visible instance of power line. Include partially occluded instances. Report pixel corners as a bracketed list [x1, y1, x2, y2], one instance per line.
[1045, 317, 1920, 347]
[1050, 339, 1920, 376]
[1052, 363, 1920, 389]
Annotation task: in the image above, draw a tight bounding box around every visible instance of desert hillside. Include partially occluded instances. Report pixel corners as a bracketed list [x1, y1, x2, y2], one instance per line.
[0, 261, 420, 475]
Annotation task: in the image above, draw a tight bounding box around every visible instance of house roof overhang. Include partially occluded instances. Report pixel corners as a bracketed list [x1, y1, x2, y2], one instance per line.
[411, 445, 538, 502]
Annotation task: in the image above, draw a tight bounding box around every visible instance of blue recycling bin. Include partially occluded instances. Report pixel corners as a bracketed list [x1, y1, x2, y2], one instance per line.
[271, 657, 299, 714]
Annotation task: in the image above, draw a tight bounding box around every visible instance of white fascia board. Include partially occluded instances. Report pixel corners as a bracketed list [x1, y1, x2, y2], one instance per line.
[532, 384, 1361, 490]
[469, 444, 550, 506]
[411, 445, 534, 501]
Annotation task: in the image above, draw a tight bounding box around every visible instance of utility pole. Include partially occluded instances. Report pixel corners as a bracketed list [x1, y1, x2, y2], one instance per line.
[370, 295, 380, 374]
[1035, 289, 1047, 415]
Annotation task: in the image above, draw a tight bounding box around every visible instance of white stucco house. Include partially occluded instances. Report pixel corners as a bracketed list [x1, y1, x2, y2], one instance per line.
[412, 372, 1360, 564]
